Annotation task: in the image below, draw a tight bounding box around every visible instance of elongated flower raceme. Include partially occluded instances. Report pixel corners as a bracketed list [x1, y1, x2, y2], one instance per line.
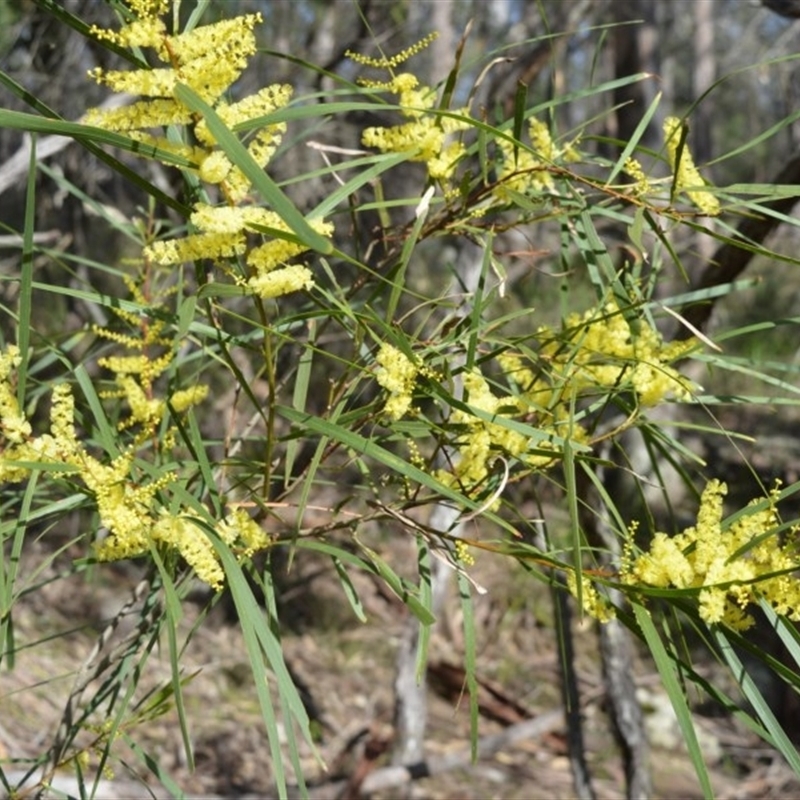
[663, 116, 720, 215]
[374, 301, 696, 501]
[621, 480, 800, 630]
[0, 308, 271, 590]
[360, 72, 470, 184]
[540, 301, 698, 407]
[0, 345, 31, 444]
[349, 35, 471, 188]
[86, 1, 332, 297]
[375, 343, 420, 420]
[42, 0, 324, 586]
[144, 204, 333, 299]
[494, 118, 582, 201]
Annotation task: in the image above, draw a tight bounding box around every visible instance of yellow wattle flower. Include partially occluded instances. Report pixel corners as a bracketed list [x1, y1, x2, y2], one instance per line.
[663, 116, 720, 215]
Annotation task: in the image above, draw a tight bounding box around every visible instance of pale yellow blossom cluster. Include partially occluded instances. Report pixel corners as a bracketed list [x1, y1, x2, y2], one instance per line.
[361, 73, 470, 183]
[375, 343, 420, 420]
[622, 480, 800, 630]
[87, 6, 262, 108]
[454, 538, 475, 566]
[85, 1, 332, 298]
[623, 157, 651, 197]
[378, 301, 695, 497]
[495, 118, 581, 201]
[433, 366, 587, 495]
[541, 301, 697, 407]
[663, 117, 720, 215]
[346, 33, 439, 70]
[0, 275, 272, 588]
[143, 508, 272, 590]
[90, 0, 169, 47]
[0, 341, 269, 588]
[447, 302, 692, 491]
[352, 35, 470, 186]
[436, 369, 527, 489]
[0, 345, 31, 444]
[145, 203, 332, 298]
[567, 570, 616, 623]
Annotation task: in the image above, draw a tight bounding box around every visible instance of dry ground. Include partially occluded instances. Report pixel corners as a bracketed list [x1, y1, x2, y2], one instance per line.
[3, 512, 800, 800]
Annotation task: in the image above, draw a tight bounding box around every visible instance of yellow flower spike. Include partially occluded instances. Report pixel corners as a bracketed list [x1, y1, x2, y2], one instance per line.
[0, 345, 32, 444]
[246, 220, 334, 271]
[220, 168, 253, 205]
[218, 509, 274, 556]
[407, 439, 426, 470]
[49, 383, 79, 455]
[197, 151, 232, 184]
[623, 157, 651, 197]
[90, 0, 167, 49]
[454, 539, 475, 566]
[498, 352, 537, 392]
[98, 352, 173, 383]
[567, 571, 615, 623]
[84, 99, 194, 134]
[247, 265, 315, 299]
[91, 67, 177, 98]
[663, 116, 720, 215]
[88, 11, 265, 125]
[495, 143, 553, 198]
[152, 513, 225, 590]
[86, 7, 328, 290]
[194, 84, 291, 146]
[0, 449, 32, 483]
[494, 117, 584, 202]
[538, 300, 696, 406]
[116, 375, 162, 428]
[146, 232, 248, 264]
[436, 368, 538, 491]
[529, 118, 557, 161]
[346, 33, 439, 70]
[0, 344, 22, 381]
[623, 478, 800, 630]
[375, 344, 420, 420]
[169, 385, 209, 413]
[356, 54, 470, 184]
[159, 14, 262, 67]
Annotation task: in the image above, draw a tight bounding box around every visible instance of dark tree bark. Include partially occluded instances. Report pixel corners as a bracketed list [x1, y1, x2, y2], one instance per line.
[677, 154, 800, 338]
[692, 0, 715, 166]
[609, 0, 660, 153]
[762, 0, 800, 18]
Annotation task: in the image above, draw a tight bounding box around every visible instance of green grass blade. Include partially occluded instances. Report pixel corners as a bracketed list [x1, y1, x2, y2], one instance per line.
[457, 571, 480, 761]
[714, 626, 800, 776]
[208, 533, 319, 797]
[286, 320, 315, 483]
[73, 364, 119, 457]
[173, 83, 333, 255]
[276, 405, 478, 512]
[633, 603, 714, 799]
[605, 90, 662, 185]
[357, 541, 436, 625]
[332, 558, 367, 623]
[16, 134, 36, 407]
[0, 108, 196, 169]
[0, 474, 39, 671]
[415, 539, 433, 681]
[148, 546, 194, 772]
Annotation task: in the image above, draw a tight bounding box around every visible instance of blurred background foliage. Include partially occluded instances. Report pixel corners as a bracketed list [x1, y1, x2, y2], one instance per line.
[5, 1, 800, 798]
[5, 0, 800, 372]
